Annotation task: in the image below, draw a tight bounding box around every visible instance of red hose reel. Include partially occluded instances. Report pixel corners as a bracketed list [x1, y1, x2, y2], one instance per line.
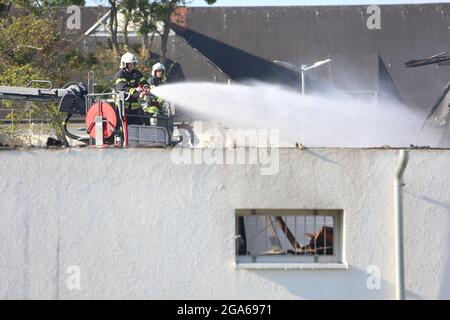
[85, 101, 118, 141]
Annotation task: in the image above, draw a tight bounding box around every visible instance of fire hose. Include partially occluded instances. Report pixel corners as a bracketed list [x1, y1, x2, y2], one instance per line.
[59, 82, 90, 144]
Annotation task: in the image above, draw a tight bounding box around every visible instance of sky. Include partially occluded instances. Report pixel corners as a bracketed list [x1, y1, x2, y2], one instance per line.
[85, 0, 447, 6]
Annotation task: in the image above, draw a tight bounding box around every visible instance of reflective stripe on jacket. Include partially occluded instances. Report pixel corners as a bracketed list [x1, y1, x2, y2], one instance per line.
[115, 68, 149, 100]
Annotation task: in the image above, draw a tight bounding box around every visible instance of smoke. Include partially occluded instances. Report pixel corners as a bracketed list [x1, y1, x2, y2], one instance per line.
[153, 81, 441, 148]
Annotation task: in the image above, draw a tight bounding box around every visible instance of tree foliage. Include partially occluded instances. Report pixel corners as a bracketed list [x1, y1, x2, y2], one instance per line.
[0, 0, 87, 144]
[109, 0, 216, 62]
[42, 0, 86, 5]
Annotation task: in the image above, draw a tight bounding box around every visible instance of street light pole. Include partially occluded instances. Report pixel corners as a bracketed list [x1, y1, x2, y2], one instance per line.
[273, 59, 331, 96]
[301, 64, 306, 96]
[272, 58, 331, 145]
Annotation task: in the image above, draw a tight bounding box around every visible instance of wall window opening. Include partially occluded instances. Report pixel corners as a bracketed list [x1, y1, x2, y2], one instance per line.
[235, 209, 343, 264]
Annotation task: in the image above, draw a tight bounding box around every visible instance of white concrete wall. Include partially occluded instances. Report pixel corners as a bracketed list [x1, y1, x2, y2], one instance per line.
[0, 148, 449, 299]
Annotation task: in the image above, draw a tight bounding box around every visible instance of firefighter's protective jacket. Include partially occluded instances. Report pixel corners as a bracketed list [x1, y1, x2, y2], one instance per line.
[143, 76, 167, 115]
[148, 76, 166, 89]
[115, 68, 149, 101]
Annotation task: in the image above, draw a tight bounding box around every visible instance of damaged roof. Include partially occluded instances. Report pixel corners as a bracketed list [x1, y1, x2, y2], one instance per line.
[171, 4, 450, 112]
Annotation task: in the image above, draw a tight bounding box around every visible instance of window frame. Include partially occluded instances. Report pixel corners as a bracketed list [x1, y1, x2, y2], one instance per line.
[235, 209, 344, 266]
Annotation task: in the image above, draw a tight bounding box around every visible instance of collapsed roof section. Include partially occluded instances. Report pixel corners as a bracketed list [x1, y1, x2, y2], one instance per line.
[423, 82, 450, 128]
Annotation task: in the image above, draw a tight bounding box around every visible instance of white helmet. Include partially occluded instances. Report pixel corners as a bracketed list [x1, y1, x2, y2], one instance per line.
[120, 52, 138, 69]
[152, 62, 166, 76]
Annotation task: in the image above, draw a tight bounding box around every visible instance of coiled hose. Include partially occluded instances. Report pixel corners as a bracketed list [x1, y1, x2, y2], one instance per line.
[62, 113, 90, 144]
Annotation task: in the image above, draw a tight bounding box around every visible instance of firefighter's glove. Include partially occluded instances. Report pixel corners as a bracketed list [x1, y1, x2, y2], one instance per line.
[144, 106, 159, 115]
[139, 91, 148, 99]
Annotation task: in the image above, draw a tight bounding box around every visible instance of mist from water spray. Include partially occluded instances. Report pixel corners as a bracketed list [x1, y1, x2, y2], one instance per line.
[153, 82, 441, 148]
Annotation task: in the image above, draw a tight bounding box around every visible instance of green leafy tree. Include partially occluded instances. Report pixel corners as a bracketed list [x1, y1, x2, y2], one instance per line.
[107, 0, 119, 55]
[0, 0, 87, 145]
[134, 0, 159, 56]
[118, 0, 137, 50]
[42, 0, 86, 5]
[117, 1, 216, 63]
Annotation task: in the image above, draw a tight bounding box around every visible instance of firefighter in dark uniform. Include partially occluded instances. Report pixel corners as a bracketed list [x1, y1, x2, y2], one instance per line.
[149, 62, 166, 89]
[142, 62, 167, 120]
[115, 52, 149, 124]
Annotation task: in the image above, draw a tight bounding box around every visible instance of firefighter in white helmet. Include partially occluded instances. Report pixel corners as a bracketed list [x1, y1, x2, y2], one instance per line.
[149, 62, 166, 89]
[143, 62, 167, 120]
[115, 52, 149, 108]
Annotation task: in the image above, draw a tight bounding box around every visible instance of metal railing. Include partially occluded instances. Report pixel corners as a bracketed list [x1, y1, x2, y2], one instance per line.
[0, 108, 84, 124]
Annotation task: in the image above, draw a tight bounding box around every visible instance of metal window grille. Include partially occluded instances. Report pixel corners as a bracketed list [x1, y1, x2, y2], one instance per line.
[235, 209, 342, 264]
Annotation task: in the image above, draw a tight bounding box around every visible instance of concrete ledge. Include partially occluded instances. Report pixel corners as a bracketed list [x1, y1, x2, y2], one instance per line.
[235, 263, 349, 270]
